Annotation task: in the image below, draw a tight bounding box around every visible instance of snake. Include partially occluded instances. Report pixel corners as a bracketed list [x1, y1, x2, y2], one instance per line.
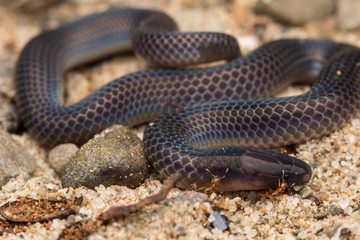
[15, 8, 360, 191]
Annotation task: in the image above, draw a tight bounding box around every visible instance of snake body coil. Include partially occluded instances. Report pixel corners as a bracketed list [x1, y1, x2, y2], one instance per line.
[16, 8, 360, 190]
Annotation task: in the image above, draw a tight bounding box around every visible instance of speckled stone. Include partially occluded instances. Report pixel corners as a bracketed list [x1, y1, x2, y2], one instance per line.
[61, 125, 148, 189]
[254, 0, 334, 25]
[0, 129, 36, 187]
[48, 143, 79, 175]
[329, 204, 345, 216]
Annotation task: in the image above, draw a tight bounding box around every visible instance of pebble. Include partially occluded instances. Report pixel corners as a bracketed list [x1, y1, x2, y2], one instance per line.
[0, 129, 36, 187]
[329, 204, 345, 216]
[297, 231, 308, 239]
[212, 211, 229, 231]
[48, 143, 79, 175]
[254, 0, 334, 25]
[61, 125, 148, 189]
[173, 223, 187, 237]
[314, 212, 328, 220]
[326, 223, 341, 238]
[0, 97, 18, 132]
[246, 191, 258, 204]
[299, 186, 314, 199]
[337, 0, 360, 30]
[339, 227, 352, 237]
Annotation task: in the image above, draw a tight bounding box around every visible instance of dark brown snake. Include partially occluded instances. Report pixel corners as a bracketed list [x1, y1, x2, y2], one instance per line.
[15, 8, 360, 191]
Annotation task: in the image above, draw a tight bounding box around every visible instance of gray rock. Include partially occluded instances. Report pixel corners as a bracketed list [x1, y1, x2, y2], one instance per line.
[0, 97, 18, 132]
[329, 204, 345, 216]
[337, 0, 360, 30]
[254, 0, 334, 25]
[212, 211, 229, 231]
[48, 143, 79, 175]
[0, 129, 36, 187]
[173, 223, 187, 237]
[62, 125, 149, 189]
[339, 228, 352, 238]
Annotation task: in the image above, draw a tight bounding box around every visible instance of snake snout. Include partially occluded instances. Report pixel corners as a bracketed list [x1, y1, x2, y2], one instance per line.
[285, 158, 312, 186]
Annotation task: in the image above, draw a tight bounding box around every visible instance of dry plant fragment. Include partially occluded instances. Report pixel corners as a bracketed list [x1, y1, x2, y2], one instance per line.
[0, 197, 82, 223]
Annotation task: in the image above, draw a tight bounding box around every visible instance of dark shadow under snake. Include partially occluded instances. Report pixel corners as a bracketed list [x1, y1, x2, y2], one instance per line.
[15, 8, 360, 191]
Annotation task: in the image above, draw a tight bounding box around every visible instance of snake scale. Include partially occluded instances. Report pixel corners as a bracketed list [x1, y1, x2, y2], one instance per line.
[16, 8, 360, 191]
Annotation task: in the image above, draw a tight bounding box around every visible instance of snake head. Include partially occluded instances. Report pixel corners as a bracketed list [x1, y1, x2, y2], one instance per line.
[236, 147, 312, 190]
[189, 146, 312, 191]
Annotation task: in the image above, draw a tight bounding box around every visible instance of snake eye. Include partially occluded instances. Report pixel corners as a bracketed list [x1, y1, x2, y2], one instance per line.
[283, 170, 290, 182]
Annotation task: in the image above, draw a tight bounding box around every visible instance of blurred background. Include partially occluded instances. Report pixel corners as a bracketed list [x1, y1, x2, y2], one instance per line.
[1, 0, 360, 149]
[1, 0, 360, 132]
[1, 0, 360, 106]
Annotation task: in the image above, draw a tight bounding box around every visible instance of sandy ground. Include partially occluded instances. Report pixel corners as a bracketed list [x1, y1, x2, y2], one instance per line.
[0, 0, 359, 239]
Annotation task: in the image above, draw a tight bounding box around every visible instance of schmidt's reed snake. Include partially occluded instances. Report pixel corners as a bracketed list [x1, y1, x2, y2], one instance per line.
[16, 8, 360, 190]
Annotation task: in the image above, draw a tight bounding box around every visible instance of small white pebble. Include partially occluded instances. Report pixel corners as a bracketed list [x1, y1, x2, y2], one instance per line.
[265, 202, 273, 211]
[229, 222, 242, 234]
[209, 192, 217, 200]
[303, 199, 312, 206]
[351, 118, 360, 126]
[207, 213, 216, 223]
[331, 161, 340, 169]
[339, 199, 349, 209]
[287, 196, 299, 207]
[317, 169, 323, 178]
[348, 135, 356, 143]
[345, 207, 353, 215]
[52, 219, 60, 229]
[244, 226, 257, 238]
[75, 191, 82, 198]
[298, 231, 308, 239]
[324, 143, 332, 151]
[228, 198, 239, 212]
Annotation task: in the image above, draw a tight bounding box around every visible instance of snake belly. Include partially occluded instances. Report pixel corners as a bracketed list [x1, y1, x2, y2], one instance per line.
[15, 8, 360, 191]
